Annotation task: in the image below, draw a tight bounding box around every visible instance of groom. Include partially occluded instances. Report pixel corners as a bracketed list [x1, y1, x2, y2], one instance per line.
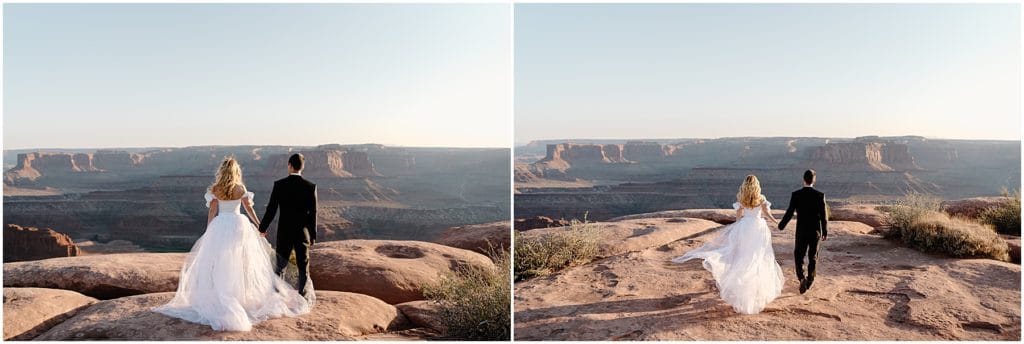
[778, 169, 828, 294]
[259, 153, 318, 296]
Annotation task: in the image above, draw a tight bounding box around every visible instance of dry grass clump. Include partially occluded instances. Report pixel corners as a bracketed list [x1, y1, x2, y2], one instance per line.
[885, 193, 1009, 261]
[514, 217, 599, 281]
[423, 249, 510, 341]
[979, 189, 1021, 236]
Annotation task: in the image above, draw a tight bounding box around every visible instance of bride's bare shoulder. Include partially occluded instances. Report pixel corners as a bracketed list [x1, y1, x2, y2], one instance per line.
[230, 184, 246, 199]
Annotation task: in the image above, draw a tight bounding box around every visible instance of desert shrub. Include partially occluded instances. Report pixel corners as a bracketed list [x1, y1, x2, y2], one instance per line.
[883, 193, 941, 238]
[423, 249, 510, 341]
[514, 217, 599, 281]
[979, 189, 1021, 236]
[884, 194, 1009, 261]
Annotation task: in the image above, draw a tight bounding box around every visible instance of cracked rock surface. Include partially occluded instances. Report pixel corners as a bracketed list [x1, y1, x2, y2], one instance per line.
[514, 217, 1021, 340]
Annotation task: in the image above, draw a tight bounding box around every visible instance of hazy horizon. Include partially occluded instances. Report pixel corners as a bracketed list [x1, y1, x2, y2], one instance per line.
[515, 134, 1022, 147]
[516, 4, 1021, 143]
[3, 142, 512, 152]
[4, 4, 512, 149]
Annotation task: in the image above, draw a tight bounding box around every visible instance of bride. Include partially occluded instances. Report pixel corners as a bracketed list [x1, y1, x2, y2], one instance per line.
[671, 174, 784, 314]
[153, 157, 313, 331]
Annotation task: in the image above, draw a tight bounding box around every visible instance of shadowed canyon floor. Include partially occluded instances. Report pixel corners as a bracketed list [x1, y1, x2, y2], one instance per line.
[513, 216, 1021, 340]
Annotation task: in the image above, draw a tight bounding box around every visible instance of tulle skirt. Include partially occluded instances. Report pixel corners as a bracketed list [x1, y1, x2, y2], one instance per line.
[672, 216, 784, 314]
[152, 212, 314, 331]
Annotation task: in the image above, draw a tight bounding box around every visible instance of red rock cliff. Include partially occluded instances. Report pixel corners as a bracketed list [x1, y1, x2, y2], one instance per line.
[72, 154, 101, 172]
[807, 142, 919, 171]
[623, 141, 676, 162]
[263, 149, 381, 178]
[3, 224, 80, 262]
[93, 150, 143, 170]
[340, 151, 382, 177]
[542, 143, 633, 165]
[5, 152, 105, 182]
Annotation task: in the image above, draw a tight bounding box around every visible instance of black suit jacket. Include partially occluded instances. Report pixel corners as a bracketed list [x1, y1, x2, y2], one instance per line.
[778, 186, 828, 238]
[259, 174, 318, 242]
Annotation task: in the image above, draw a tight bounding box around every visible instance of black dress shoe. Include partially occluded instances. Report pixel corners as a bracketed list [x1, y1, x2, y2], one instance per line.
[805, 278, 814, 291]
[799, 279, 809, 294]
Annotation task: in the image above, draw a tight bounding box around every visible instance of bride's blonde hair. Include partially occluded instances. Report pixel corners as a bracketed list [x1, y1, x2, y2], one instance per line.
[737, 175, 764, 208]
[210, 157, 243, 200]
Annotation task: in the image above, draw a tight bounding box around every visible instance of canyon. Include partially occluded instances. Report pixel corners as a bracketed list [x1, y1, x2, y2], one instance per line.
[3, 144, 509, 252]
[515, 136, 1020, 221]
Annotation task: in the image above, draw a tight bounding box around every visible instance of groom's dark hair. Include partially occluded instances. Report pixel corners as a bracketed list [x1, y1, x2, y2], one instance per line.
[288, 153, 304, 171]
[803, 169, 816, 185]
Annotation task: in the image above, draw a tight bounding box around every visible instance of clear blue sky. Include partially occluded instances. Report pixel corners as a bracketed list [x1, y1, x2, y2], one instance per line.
[515, 4, 1021, 144]
[4, 3, 511, 149]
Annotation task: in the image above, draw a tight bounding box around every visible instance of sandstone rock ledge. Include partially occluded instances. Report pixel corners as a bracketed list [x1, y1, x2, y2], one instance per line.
[518, 218, 723, 258]
[941, 197, 1013, 219]
[34, 291, 409, 340]
[310, 240, 494, 304]
[396, 300, 446, 333]
[1, 240, 503, 340]
[3, 253, 186, 299]
[514, 215, 1021, 340]
[3, 288, 98, 340]
[435, 221, 511, 255]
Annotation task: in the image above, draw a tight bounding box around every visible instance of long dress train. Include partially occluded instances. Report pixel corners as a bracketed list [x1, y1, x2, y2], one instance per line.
[152, 191, 314, 331]
[671, 200, 784, 314]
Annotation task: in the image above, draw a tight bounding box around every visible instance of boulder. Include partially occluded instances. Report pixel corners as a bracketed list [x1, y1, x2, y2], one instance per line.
[436, 221, 510, 255]
[396, 300, 446, 333]
[515, 216, 571, 231]
[941, 197, 1012, 219]
[3, 288, 97, 340]
[310, 240, 493, 304]
[35, 291, 409, 340]
[519, 218, 722, 258]
[828, 204, 889, 228]
[1003, 235, 1021, 264]
[3, 253, 186, 299]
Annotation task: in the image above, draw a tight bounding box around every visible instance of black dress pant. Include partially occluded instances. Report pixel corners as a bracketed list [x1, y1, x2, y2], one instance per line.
[275, 236, 310, 295]
[793, 231, 821, 281]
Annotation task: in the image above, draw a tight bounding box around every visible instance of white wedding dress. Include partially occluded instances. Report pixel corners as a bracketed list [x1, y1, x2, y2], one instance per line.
[152, 191, 314, 331]
[671, 199, 784, 314]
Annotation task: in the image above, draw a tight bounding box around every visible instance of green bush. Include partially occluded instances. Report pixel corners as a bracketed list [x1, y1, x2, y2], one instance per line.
[514, 217, 599, 281]
[884, 194, 1009, 261]
[979, 190, 1021, 236]
[423, 249, 510, 341]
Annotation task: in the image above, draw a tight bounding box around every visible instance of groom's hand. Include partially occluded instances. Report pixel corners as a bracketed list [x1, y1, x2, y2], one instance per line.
[260, 231, 268, 237]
